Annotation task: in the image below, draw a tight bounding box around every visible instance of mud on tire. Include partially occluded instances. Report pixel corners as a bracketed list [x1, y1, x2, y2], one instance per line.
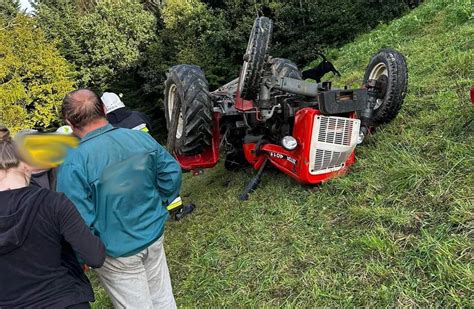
[363, 48, 408, 126]
[164, 65, 213, 155]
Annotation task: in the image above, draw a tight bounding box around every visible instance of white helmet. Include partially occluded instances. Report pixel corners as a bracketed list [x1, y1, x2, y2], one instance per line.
[101, 92, 125, 114]
[56, 125, 73, 135]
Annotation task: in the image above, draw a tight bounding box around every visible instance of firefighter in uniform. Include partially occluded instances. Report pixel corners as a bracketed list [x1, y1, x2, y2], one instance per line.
[101, 92, 151, 132]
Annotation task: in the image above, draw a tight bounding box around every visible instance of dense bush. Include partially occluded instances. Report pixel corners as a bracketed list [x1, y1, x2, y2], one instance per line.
[34, 0, 156, 91]
[0, 15, 74, 133]
[0, 0, 20, 20]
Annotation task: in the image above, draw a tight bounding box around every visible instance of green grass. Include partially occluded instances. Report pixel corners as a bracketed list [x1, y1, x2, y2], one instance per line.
[92, 0, 474, 307]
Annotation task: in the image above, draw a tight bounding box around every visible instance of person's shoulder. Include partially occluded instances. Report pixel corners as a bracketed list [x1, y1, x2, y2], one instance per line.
[24, 184, 49, 196]
[109, 126, 138, 138]
[115, 126, 152, 138]
[5, 186, 50, 211]
[60, 150, 84, 172]
[132, 110, 148, 118]
[32, 186, 67, 201]
[24, 186, 68, 209]
[107, 126, 161, 150]
[62, 146, 83, 165]
[113, 127, 132, 133]
[38, 189, 74, 212]
[133, 110, 151, 123]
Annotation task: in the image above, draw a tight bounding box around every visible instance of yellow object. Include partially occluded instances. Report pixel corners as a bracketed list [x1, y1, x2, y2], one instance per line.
[16, 134, 79, 169]
[166, 196, 183, 211]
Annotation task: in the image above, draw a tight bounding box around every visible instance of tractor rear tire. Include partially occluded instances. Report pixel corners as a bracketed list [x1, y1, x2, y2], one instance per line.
[238, 17, 273, 100]
[270, 58, 302, 80]
[363, 48, 408, 126]
[164, 65, 213, 155]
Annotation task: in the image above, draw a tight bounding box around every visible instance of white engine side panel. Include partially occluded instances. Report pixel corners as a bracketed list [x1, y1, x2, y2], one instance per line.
[309, 115, 360, 175]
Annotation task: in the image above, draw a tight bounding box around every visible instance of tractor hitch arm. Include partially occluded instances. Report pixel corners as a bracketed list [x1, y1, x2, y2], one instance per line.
[239, 158, 269, 201]
[359, 79, 380, 129]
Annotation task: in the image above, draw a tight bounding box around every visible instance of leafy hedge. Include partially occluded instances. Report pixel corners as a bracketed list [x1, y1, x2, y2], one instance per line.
[0, 15, 74, 133]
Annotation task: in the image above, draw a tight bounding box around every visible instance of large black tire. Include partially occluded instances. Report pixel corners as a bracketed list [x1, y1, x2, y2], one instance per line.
[164, 65, 213, 155]
[270, 58, 302, 80]
[270, 58, 301, 98]
[238, 17, 273, 100]
[363, 48, 408, 126]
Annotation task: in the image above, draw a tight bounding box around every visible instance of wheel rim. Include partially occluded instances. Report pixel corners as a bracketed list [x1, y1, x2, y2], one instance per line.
[238, 61, 249, 95]
[368, 63, 388, 110]
[167, 84, 184, 139]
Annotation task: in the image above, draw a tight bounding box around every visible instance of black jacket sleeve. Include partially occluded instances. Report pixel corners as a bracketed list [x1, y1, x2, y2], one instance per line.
[55, 194, 106, 268]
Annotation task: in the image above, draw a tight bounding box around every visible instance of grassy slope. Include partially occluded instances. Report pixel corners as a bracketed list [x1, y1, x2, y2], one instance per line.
[93, 0, 473, 307]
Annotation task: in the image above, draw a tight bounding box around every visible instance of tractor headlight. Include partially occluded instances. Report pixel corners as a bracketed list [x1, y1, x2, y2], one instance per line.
[281, 136, 298, 151]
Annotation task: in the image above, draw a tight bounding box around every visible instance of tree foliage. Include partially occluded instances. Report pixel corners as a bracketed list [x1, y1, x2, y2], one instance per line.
[0, 15, 75, 133]
[35, 0, 156, 90]
[154, 0, 241, 88]
[0, 0, 20, 20]
[271, 0, 410, 64]
[147, 0, 412, 93]
[198, 0, 412, 67]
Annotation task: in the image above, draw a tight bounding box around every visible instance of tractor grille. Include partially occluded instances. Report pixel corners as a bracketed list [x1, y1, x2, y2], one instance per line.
[309, 115, 360, 175]
[318, 116, 354, 146]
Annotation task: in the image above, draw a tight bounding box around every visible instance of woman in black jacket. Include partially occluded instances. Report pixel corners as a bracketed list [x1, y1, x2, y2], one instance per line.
[0, 125, 106, 308]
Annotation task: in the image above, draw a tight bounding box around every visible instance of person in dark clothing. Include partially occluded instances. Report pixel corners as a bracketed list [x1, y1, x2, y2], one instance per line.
[0, 125, 105, 309]
[29, 167, 57, 189]
[101, 92, 152, 132]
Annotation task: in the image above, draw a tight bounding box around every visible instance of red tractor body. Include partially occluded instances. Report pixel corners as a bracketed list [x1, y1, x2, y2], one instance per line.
[173, 112, 221, 171]
[242, 108, 358, 184]
[172, 91, 360, 185]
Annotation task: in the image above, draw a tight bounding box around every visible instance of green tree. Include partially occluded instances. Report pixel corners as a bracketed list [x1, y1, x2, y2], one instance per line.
[0, 0, 20, 20]
[79, 0, 156, 89]
[270, 0, 409, 65]
[158, 0, 245, 88]
[35, 0, 156, 90]
[0, 15, 75, 133]
[33, 0, 86, 76]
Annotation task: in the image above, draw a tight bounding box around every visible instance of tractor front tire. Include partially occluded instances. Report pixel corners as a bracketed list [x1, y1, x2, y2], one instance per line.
[363, 48, 408, 126]
[238, 17, 273, 100]
[164, 65, 213, 155]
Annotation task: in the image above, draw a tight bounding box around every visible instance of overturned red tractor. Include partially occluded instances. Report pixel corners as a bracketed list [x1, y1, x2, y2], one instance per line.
[164, 17, 408, 200]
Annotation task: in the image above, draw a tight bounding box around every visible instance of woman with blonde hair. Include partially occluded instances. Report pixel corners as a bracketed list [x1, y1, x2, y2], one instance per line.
[0, 125, 105, 308]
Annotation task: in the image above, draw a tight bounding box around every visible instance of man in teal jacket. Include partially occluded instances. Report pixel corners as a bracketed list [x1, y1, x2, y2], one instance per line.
[57, 89, 181, 308]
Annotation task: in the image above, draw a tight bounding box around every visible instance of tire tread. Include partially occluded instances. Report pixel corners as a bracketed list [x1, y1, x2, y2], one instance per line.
[164, 64, 213, 155]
